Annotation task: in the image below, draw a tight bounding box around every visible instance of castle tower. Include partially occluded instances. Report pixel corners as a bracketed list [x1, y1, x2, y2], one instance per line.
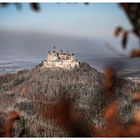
[60, 49, 63, 53]
[52, 46, 56, 53]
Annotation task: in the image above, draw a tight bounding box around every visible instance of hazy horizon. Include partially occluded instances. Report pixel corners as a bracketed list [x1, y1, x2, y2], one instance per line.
[0, 3, 139, 54]
[0, 3, 140, 76]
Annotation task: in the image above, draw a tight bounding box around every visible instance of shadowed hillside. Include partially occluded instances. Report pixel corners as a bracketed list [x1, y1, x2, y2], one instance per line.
[0, 62, 140, 137]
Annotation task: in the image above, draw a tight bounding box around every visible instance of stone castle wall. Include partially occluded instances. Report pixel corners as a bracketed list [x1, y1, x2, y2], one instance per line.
[43, 59, 79, 69]
[42, 48, 80, 69]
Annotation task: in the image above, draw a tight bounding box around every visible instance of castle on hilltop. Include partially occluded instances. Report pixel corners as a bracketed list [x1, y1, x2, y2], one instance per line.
[42, 46, 80, 69]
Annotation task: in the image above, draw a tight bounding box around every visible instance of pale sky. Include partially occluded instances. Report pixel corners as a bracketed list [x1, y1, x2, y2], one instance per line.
[0, 3, 139, 57]
[0, 3, 132, 40]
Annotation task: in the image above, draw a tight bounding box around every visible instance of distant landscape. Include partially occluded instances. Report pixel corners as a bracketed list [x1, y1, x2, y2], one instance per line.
[0, 3, 140, 137]
[0, 30, 140, 79]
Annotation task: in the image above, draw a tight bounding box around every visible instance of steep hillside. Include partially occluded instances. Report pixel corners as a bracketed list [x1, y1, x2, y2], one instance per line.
[0, 63, 140, 137]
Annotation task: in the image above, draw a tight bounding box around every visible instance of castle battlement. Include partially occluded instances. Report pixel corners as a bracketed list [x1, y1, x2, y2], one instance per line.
[42, 46, 80, 69]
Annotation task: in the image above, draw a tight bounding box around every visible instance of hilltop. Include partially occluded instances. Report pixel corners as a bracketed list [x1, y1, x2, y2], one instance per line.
[41, 46, 80, 69]
[0, 62, 140, 137]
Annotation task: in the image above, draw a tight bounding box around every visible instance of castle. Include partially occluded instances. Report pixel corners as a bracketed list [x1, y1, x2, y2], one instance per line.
[42, 46, 80, 69]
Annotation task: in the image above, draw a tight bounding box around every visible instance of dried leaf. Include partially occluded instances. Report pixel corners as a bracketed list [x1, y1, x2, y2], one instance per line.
[133, 110, 140, 124]
[130, 49, 140, 57]
[132, 92, 140, 102]
[120, 3, 140, 37]
[30, 3, 40, 11]
[39, 98, 89, 137]
[121, 31, 128, 49]
[4, 111, 20, 137]
[126, 123, 140, 137]
[104, 102, 117, 122]
[103, 67, 116, 96]
[92, 100, 140, 137]
[120, 3, 129, 10]
[93, 101, 126, 137]
[133, 28, 140, 37]
[114, 26, 123, 37]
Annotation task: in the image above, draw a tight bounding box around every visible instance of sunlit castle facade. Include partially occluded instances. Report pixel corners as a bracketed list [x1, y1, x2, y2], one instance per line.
[42, 46, 80, 69]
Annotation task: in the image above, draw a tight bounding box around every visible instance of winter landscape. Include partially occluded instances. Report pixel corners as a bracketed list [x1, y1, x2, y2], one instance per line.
[0, 3, 140, 137]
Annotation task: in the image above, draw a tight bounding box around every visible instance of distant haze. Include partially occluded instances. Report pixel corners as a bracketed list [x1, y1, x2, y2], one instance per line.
[0, 30, 118, 63]
[0, 3, 139, 57]
[0, 3, 140, 76]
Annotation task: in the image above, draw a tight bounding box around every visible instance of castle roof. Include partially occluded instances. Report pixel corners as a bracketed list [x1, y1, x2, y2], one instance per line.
[48, 47, 75, 58]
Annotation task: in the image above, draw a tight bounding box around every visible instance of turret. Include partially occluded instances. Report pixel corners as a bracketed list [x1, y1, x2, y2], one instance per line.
[52, 46, 56, 53]
[60, 49, 63, 53]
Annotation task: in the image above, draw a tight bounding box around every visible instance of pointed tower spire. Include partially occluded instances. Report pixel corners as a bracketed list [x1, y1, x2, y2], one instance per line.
[53, 45, 56, 53]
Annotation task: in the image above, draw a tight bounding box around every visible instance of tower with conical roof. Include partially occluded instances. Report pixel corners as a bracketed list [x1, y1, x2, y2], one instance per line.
[52, 46, 56, 53]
